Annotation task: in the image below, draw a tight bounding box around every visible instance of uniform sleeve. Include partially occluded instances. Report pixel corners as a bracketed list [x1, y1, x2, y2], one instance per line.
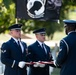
[1, 42, 18, 68]
[23, 42, 29, 62]
[56, 39, 68, 67]
[26, 45, 34, 62]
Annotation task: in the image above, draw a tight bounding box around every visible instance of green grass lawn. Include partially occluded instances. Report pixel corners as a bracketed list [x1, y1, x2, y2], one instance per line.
[51, 68, 60, 75]
[0, 34, 10, 41]
[52, 31, 66, 41]
[69, 11, 76, 20]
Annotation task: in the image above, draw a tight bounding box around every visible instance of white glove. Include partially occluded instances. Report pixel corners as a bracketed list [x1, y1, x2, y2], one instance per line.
[33, 62, 45, 68]
[39, 64, 45, 68]
[18, 61, 26, 68]
[53, 60, 56, 66]
[33, 62, 40, 67]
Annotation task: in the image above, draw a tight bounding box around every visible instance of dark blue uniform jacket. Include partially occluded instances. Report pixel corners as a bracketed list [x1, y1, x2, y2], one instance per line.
[56, 32, 76, 75]
[27, 41, 55, 75]
[1, 38, 27, 75]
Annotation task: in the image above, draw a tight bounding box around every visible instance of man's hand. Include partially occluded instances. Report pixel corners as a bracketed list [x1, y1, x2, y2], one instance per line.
[33, 62, 40, 67]
[33, 61, 45, 68]
[39, 63, 45, 68]
[18, 61, 26, 68]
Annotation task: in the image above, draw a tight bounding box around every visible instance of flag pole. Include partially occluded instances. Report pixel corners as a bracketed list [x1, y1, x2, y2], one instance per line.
[15, 18, 18, 24]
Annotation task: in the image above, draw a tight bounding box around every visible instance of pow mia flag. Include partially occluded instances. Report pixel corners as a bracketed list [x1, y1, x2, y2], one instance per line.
[15, 0, 62, 21]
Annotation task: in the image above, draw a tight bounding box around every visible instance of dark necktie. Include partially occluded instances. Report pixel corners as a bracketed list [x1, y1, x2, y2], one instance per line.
[18, 41, 22, 50]
[42, 44, 47, 54]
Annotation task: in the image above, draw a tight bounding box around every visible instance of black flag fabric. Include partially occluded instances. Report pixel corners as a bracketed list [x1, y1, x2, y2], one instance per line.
[16, 0, 62, 21]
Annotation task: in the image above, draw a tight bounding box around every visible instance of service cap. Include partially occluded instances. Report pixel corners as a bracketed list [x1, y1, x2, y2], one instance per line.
[33, 28, 46, 34]
[8, 24, 22, 30]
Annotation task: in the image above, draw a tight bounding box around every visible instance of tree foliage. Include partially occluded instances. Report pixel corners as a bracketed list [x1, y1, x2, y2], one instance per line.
[0, 0, 76, 39]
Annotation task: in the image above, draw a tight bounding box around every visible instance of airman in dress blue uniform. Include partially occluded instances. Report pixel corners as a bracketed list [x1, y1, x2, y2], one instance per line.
[27, 28, 55, 75]
[56, 20, 76, 75]
[1, 24, 28, 75]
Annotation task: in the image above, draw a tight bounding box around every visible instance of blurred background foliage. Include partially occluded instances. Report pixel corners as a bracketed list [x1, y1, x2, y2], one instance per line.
[0, 0, 76, 40]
